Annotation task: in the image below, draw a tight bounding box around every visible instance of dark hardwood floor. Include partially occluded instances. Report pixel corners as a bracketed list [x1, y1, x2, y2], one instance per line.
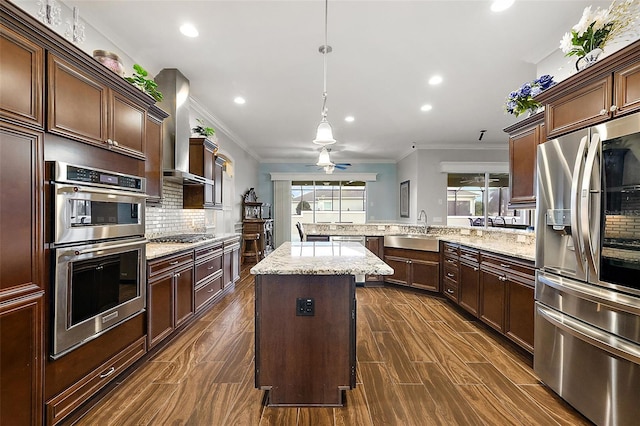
[74, 263, 592, 425]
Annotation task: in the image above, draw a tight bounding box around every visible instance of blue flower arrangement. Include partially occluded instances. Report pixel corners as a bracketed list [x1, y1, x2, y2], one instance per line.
[505, 74, 556, 117]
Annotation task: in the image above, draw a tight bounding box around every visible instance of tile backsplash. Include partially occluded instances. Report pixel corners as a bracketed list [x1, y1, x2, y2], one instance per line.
[145, 181, 212, 237]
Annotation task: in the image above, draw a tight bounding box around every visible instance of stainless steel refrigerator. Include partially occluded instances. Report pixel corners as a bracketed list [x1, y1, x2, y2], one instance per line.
[535, 112, 640, 426]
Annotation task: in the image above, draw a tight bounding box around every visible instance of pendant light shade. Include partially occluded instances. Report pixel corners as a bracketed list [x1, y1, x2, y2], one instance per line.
[316, 147, 333, 167]
[313, 118, 336, 145]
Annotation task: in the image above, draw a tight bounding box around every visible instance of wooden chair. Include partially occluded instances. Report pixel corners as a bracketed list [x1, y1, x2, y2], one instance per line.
[296, 222, 306, 242]
[241, 233, 261, 264]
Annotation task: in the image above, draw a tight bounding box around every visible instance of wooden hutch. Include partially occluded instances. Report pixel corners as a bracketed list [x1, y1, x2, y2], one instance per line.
[242, 189, 273, 255]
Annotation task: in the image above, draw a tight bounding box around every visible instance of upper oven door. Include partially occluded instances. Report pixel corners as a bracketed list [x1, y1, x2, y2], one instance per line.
[54, 183, 146, 245]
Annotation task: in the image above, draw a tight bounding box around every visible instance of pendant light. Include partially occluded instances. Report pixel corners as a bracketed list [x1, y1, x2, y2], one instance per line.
[316, 146, 333, 167]
[313, 0, 336, 145]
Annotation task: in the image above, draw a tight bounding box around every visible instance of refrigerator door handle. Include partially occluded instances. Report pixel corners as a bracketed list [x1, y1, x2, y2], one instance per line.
[570, 135, 589, 272]
[536, 304, 640, 365]
[580, 133, 601, 279]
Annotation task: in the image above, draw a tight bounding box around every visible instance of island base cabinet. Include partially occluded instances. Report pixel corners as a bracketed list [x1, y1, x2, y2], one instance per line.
[479, 268, 506, 333]
[255, 274, 355, 406]
[505, 279, 535, 352]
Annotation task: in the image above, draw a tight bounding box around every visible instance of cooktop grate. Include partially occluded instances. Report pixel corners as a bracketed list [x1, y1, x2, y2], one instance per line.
[149, 233, 215, 243]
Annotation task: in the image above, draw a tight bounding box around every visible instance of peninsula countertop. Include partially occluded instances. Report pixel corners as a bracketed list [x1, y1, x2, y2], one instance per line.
[250, 241, 394, 276]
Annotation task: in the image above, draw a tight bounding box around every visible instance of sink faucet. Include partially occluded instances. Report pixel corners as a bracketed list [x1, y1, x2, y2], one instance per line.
[418, 209, 428, 233]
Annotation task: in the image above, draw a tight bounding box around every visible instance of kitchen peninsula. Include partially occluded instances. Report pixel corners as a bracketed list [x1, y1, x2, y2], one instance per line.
[251, 241, 393, 406]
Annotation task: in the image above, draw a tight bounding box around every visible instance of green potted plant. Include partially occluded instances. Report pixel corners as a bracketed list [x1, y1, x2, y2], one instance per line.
[191, 118, 215, 138]
[124, 64, 163, 102]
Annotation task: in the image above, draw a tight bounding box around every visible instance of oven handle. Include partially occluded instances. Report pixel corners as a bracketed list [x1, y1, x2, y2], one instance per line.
[537, 304, 640, 365]
[56, 183, 148, 199]
[537, 272, 640, 317]
[63, 239, 147, 257]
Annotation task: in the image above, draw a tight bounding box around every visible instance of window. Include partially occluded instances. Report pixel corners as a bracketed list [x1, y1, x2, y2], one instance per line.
[447, 173, 527, 227]
[291, 180, 366, 233]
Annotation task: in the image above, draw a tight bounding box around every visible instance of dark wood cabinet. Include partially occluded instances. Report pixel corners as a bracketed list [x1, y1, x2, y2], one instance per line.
[183, 137, 218, 209]
[223, 237, 241, 289]
[1, 292, 43, 426]
[0, 22, 43, 128]
[614, 60, 640, 116]
[194, 242, 223, 312]
[144, 105, 168, 203]
[505, 277, 535, 353]
[243, 219, 274, 255]
[47, 53, 147, 160]
[147, 252, 194, 348]
[365, 236, 384, 284]
[214, 156, 225, 208]
[458, 248, 480, 316]
[479, 266, 506, 333]
[505, 115, 544, 208]
[384, 247, 440, 292]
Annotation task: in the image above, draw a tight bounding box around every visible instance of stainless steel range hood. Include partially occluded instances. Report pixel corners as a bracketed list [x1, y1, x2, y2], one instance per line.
[155, 68, 208, 184]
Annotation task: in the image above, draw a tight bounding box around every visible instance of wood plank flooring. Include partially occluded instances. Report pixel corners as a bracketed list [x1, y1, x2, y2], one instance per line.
[74, 264, 592, 425]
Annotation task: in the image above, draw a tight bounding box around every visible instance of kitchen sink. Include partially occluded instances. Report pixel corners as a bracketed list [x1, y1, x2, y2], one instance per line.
[384, 234, 440, 252]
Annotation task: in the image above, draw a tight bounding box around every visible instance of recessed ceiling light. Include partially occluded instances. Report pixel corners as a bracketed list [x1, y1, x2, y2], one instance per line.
[420, 104, 433, 112]
[428, 75, 443, 85]
[234, 96, 246, 105]
[345, 116, 355, 122]
[179, 23, 199, 38]
[490, 0, 515, 12]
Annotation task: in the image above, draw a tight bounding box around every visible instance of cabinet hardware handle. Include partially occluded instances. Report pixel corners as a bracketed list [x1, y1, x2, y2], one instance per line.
[207, 266, 215, 270]
[169, 261, 179, 265]
[106, 138, 113, 145]
[474, 267, 479, 271]
[447, 273, 454, 277]
[208, 289, 215, 293]
[100, 367, 115, 378]
[175, 272, 181, 277]
[112, 140, 119, 147]
[609, 105, 618, 112]
[599, 109, 607, 116]
[446, 288, 454, 294]
[446, 259, 455, 263]
[499, 263, 510, 268]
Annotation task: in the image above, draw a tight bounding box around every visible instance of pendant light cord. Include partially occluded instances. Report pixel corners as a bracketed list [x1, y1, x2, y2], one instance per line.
[321, 0, 329, 118]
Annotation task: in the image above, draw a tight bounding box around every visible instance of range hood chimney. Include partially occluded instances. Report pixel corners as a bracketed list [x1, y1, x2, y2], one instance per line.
[155, 68, 207, 184]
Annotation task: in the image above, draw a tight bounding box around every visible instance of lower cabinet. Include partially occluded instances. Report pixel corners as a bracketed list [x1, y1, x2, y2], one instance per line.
[223, 237, 241, 289]
[147, 251, 195, 348]
[365, 236, 384, 284]
[384, 247, 440, 292]
[442, 243, 534, 353]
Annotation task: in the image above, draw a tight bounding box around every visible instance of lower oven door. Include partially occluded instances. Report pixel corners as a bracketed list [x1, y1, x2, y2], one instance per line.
[535, 302, 640, 425]
[52, 238, 147, 358]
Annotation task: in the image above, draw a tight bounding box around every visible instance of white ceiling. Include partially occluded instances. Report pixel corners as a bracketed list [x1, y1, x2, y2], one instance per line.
[61, 0, 612, 164]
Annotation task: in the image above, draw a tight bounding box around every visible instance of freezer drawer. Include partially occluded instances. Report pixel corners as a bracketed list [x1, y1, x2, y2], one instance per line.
[535, 302, 640, 426]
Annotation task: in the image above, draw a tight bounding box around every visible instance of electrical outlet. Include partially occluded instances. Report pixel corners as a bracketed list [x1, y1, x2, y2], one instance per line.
[296, 298, 315, 316]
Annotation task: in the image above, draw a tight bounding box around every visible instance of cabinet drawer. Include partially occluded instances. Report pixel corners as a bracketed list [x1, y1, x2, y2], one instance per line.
[195, 273, 222, 312]
[480, 253, 533, 280]
[443, 280, 458, 300]
[195, 243, 223, 260]
[443, 265, 458, 283]
[443, 256, 458, 268]
[46, 336, 146, 425]
[459, 246, 479, 263]
[443, 242, 459, 257]
[195, 254, 222, 284]
[148, 252, 194, 278]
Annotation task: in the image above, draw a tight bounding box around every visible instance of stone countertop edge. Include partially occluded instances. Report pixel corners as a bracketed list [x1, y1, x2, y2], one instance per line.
[250, 242, 394, 276]
[146, 233, 241, 260]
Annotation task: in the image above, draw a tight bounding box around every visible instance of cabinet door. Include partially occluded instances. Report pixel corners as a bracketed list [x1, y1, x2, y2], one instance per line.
[0, 124, 43, 298]
[614, 60, 640, 117]
[479, 268, 506, 332]
[459, 261, 480, 316]
[48, 53, 108, 145]
[365, 236, 384, 283]
[174, 267, 194, 328]
[383, 255, 410, 286]
[223, 250, 232, 288]
[0, 23, 43, 127]
[505, 278, 535, 353]
[509, 125, 540, 206]
[110, 91, 146, 159]
[0, 293, 43, 426]
[546, 76, 612, 139]
[145, 116, 163, 203]
[213, 157, 224, 208]
[232, 246, 240, 283]
[411, 259, 440, 292]
[148, 274, 173, 348]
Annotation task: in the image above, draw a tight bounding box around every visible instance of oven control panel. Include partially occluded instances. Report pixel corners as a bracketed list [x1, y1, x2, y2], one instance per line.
[52, 162, 146, 193]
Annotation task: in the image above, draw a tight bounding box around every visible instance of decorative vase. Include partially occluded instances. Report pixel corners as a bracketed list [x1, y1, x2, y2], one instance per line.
[575, 48, 603, 72]
[93, 50, 124, 76]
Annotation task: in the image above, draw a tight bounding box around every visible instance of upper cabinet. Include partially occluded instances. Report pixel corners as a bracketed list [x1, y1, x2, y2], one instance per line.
[0, 23, 44, 128]
[47, 54, 147, 160]
[504, 114, 544, 208]
[145, 105, 169, 203]
[183, 137, 220, 209]
[537, 40, 640, 139]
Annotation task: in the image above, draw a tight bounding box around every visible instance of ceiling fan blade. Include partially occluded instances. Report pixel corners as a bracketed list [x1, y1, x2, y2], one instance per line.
[335, 165, 348, 170]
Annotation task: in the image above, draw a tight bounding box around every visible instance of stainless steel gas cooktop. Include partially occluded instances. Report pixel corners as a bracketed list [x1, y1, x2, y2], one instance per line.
[149, 233, 215, 244]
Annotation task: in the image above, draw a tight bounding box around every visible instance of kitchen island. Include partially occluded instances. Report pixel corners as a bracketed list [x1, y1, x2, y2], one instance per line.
[251, 241, 393, 406]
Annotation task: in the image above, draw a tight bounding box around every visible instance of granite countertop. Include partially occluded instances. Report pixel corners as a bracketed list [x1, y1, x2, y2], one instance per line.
[250, 241, 394, 276]
[437, 235, 535, 262]
[146, 233, 241, 260]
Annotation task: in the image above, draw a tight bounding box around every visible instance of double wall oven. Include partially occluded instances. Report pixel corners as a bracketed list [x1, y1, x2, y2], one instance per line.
[49, 162, 147, 359]
[535, 112, 640, 425]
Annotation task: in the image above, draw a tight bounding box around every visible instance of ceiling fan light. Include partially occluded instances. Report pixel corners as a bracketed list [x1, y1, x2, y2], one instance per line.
[316, 147, 334, 167]
[313, 118, 336, 145]
[324, 164, 335, 174]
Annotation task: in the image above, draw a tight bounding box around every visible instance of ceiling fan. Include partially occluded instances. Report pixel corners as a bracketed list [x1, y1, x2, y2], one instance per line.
[307, 147, 351, 174]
